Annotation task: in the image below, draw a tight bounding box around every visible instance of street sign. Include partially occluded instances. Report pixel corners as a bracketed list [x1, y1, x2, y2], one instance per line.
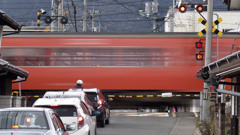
[198, 17, 223, 37]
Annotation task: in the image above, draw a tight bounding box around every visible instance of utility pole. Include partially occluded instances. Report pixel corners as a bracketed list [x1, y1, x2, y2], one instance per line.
[169, 0, 175, 32]
[91, 11, 95, 32]
[57, 0, 64, 32]
[83, 0, 87, 32]
[202, 0, 213, 121]
[51, 0, 56, 32]
[51, 0, 64, 32]
[152, 0, 158, 32]
[90, 10, 101, 32]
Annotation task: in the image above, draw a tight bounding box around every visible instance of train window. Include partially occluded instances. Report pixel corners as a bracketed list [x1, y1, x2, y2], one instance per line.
[1, 47, 186, 67]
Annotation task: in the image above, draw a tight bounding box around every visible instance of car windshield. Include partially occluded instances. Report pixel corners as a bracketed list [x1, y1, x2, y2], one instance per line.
[0, 111, 49, 129]
[85, 92, 98, 102]
[38, 105, 78, 117]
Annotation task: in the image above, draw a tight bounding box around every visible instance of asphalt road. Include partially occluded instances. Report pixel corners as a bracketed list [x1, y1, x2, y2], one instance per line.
[97, 113, 177, 135]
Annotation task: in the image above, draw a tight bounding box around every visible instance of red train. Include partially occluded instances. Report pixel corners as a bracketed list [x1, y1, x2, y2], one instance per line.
[1, 32, 239, 93]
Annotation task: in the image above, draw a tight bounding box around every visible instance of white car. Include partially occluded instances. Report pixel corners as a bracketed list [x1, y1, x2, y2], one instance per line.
[0, 107, 69, 135]
[33, 98, 98, 135]
[43, 91, 95, 115]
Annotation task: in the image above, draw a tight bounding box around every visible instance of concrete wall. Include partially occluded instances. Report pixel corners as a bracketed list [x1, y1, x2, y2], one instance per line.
[0, 96, 27, 108]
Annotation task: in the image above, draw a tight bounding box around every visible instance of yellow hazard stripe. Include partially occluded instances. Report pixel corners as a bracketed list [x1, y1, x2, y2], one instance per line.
[108, 95, 115, 98]
[198, 28, 206, 37]
[212, 27, 223, 37]
[198, 18, 207, 26]
[212, 17, 223, 27]
[217, 32, 223, 37]
[198, 32, 203, 37]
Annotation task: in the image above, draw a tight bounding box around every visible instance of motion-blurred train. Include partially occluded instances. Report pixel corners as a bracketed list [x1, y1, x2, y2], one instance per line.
[1, 32, 239, 95]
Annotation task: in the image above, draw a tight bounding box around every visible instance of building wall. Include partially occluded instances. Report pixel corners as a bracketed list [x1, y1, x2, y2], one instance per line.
[165, 11, 240, 32]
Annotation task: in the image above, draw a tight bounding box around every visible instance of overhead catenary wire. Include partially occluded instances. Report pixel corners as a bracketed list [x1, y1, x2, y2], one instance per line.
[152, 17, 169, 32]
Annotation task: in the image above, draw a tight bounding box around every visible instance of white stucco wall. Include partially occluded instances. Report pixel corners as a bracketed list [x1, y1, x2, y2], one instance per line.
[165, 10, 240, 32]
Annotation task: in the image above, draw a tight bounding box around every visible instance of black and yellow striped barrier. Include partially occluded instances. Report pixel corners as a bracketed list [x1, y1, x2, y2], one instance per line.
[23, 93, 200, 98]
[107, 94, 200, 98]
[198, 17, 223, 37]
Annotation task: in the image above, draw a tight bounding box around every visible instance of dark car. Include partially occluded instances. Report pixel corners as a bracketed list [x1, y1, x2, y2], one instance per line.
[82, 88, 112, 127]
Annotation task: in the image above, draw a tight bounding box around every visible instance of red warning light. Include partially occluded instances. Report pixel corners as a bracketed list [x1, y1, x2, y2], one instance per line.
[196, 54, 203, 60]
[50, 104, 59, 107]
[45, 52, 51, 55]
[195, 42, 203, 49]
[179, 5, 187, 13]
[196, 5, 203, 12]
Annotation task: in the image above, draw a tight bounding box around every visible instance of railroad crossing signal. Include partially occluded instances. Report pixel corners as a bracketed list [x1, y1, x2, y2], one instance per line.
[198, 17, 223, 37]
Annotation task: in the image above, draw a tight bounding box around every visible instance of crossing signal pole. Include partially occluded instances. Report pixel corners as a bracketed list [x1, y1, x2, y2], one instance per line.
[202, 0, 213, 122]
[37, 10, 41, 26]
[37, 9, 46, 26]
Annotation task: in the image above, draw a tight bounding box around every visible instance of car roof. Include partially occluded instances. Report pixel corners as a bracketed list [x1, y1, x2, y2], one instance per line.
[68, 88, 83, 91]
[0, 107, 51, 112]
[43, 91, 86, 98]
[33, 98, 81, 106]
[82, 88, 99, 93]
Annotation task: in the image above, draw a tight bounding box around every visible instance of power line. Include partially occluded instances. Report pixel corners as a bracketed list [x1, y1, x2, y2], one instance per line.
[111, 0, 137, 14]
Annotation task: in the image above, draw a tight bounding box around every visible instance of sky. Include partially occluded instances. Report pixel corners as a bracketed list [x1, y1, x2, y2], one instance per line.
[0, 0, 227, 32]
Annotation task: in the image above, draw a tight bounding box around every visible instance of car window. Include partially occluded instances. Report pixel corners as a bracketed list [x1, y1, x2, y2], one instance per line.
[49, 112, 66, 134]
[37, 105, 78, 117]
[80, 102, 90, 115]
[84, 95, 93, 106]
[54, 113, 65, 131]
[50, 113, 58, 130]
[85, 92, 98, 102]
[0, 111, 49, 129]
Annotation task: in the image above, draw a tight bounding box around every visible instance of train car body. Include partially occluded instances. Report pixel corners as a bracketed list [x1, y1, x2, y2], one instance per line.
[1, 32, 239, 93]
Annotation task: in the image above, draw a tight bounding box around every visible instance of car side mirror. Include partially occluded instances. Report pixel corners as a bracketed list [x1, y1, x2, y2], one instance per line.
[92, 110, 100, 116]
[66, 124, 76, 131]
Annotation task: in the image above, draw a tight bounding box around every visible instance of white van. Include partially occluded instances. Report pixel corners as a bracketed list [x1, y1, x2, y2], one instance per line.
[33, 98, 98, 135]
